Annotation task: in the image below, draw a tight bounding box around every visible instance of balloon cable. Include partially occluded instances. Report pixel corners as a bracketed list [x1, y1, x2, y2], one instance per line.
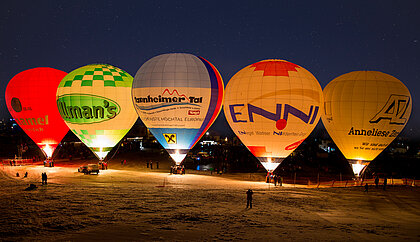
[52, 143, 62, 160]
[105, 141, 123, 162]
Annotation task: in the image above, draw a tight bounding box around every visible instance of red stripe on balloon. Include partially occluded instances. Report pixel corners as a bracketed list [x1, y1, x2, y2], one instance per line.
[191, 57, 224, 147]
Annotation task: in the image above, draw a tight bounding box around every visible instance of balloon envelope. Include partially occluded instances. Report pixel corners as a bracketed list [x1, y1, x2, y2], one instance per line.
[5, 67, 69, 158]
[321, 71, 412, 175]
[132, 53, 224, 165]
[56, 64, 138, 160]
[224, 60, 323, 172]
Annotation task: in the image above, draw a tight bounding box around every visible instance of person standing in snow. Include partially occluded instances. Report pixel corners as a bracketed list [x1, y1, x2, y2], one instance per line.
[375, 176, 379, 188]
[383, 177, 387, 190]
[42, 172, 48, 185]
[364, 183, 369, 193]
[246, 189, 253, 209]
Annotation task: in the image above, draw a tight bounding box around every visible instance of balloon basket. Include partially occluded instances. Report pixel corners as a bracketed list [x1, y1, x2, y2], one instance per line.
[98, 161, 108, 170]
[170, 165, 185, 175]
[43, 159, 54, 167]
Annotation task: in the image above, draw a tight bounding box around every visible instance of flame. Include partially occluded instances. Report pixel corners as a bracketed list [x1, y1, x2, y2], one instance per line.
[42, 144, 54, 158]
[95, 147, 107, 161]
[260, 157, 281, 172]
[91, 137, 112, 161]
[169, 150, 186, 165]
[351, 163, 366, 177]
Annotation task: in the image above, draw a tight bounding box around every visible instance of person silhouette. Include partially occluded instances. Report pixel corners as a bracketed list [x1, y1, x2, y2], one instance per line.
[383, 177, 387, 190]
[246, 189, 254, 208]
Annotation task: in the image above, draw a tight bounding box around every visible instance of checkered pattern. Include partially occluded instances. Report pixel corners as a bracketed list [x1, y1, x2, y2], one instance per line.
[63, 64, 131, 87]
[72, 129, 98, 146]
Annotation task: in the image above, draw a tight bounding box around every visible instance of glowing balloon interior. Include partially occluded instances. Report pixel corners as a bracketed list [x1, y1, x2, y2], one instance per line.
[132, 53, 224, 165]
[322, 71, 412, 176]
[224, 60, 323, 172]
[56, 64, 138, 160]
[5, 67, 69, 159]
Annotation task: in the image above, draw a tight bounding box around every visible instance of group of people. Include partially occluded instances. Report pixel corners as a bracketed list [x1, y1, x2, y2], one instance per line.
[364, 176, 388, 192]
[375, 176, 388, 190]
[44, 160, 54, 167]
[19, 171, 48, 185]
[170, 165, 185, 174]
[146, 160, 159, 169]
[99, 161, 108, 170]
[266, 173, 282, 186]
[41, 172, 48, 185]
[15, 171, 28, 178]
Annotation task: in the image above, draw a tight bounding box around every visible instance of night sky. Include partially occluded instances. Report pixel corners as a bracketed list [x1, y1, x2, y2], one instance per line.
[1, 0, 419, 137]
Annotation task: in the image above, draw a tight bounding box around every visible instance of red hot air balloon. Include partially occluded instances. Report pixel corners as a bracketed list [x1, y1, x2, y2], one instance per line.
[5, 68, 69, 159]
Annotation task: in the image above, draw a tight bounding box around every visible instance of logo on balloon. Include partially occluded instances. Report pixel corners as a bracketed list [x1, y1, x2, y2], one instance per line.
[163, 133, 177, 144]
[15, 115, 49, 127]
[229, 103, 319, 130]
[134, 89, 203, 111]
[250, 61, 300, 76]
[11, 97, 22, 112]
[188, 110, 200, 115]
[369, 94, 411, 125]
[57, 94, 120, 124]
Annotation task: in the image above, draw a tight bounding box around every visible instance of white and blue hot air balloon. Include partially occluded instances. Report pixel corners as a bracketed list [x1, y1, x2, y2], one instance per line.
[132, 53, 224, 165]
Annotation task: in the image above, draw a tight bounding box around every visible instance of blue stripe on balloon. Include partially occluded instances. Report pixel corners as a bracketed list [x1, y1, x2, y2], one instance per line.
[189, 56, 219, 146]
[149, 128, 199, 150]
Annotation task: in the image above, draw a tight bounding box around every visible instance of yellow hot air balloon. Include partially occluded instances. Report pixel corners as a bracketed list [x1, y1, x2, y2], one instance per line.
[56, 64, 138, 161]
[322, 71, 412, 176]
[224, 59, 323, 172]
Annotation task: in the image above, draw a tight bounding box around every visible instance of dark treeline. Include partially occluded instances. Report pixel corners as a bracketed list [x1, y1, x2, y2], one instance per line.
[1, 119, 419, 179]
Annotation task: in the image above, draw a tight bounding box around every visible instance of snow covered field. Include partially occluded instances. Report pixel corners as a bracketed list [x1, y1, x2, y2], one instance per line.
[1, 163, 419, 241]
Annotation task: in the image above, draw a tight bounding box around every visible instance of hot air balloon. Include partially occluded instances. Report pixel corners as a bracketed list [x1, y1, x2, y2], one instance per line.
[322, 71, 412, 176]
[5, 67, 69, 160]
[56, 64, 138, 161]
[224, 60, 323, 172]
[132, 53, 224, 166]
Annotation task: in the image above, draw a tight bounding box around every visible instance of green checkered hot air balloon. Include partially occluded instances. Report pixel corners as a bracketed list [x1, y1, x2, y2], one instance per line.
[56, 64, 138, 160]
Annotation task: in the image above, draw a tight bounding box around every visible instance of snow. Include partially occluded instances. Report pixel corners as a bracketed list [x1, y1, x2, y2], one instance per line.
[0, 162, 419, 241]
